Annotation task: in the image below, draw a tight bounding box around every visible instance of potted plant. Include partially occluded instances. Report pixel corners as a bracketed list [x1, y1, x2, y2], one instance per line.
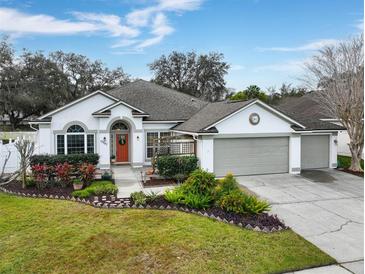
[73, 178, 83, 190]
[110, 155, 116, 163]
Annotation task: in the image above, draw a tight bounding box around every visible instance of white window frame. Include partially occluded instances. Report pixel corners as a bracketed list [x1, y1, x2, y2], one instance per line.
[145, 131, 172, 160]
[56, 129, 95, 155]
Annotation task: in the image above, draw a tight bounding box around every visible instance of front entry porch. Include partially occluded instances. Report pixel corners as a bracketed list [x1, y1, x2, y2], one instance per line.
[110, 121, 130, 164]
[111, 165, 176, 198]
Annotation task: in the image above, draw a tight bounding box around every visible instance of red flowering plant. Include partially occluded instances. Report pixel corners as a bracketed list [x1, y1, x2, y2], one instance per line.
[31, 164, 48, 190]
[79, 163, 96, 186]
[55, 162, 72, 188]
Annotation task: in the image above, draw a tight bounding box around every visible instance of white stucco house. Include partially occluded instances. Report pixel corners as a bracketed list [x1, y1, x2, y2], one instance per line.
[29, 80, 345, 176]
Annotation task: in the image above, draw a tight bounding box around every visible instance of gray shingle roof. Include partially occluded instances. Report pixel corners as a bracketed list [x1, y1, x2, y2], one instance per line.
[172, 99, 256, 133]
[105, 80, 208, 121]
[173, 94, 345, 133]
[276, 93, 346, 131]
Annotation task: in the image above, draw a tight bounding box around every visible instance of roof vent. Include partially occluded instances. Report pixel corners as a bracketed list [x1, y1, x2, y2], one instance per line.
[191, 98, 195, 102]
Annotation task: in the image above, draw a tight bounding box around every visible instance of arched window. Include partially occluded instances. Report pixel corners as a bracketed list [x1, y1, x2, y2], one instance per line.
[56, 124, 94, 155]
[111, 122, 128, 131]
[67, 125, 85, 133]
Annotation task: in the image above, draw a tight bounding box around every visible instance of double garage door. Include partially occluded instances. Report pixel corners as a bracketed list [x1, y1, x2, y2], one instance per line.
[213, 135, 330, 176]
[214, 137, 289, 177]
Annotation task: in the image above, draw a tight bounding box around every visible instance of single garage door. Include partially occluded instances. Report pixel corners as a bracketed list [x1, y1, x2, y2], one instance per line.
[214, 137, 289, 177]
[301, 135, 329, 169]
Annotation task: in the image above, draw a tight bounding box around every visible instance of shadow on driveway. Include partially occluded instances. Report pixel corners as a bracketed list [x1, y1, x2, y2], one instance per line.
[300, 169, 337, 183]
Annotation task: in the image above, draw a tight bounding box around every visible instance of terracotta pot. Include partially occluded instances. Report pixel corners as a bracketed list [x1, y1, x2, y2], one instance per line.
[73, 183, 83, 190]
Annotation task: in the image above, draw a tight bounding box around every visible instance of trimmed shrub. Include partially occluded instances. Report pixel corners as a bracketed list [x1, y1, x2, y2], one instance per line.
[218, 189, 270, 214]
[30, 154, 99, 166]
[337, 155, 364, 169]
[145, 191, 159, 202]
[242, 195, 271, 214]
[25, 177, 36, 188]
[71, 181, 117, 198]
[218, 190, 246, 214]
[183, 168, 217, 196]
[55, 162, 72, 188]
[71, 189, 90, 198]
[79, 163, 96, 185]
[164, 188, 185, 204]
[32, 164, 48, 190]
[130, 191, 147, 206]
[164, 169, 216, 209]
[156, 155, 198, 180]
[183, 193, 212, 209]
[214, 173, 240, 200]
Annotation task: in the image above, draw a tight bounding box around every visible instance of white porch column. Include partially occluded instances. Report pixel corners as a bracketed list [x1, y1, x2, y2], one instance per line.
[38, 124, 52, 154]
[289, 134, 301, 174]
[132, 130, 143, 168]
[98, 132, 110, 170]
[330, 133, 338, 168]
[197, 136, 214, 172]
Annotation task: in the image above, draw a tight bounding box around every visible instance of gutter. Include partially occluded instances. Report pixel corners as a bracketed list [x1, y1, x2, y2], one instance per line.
[170, 129, 216, 136]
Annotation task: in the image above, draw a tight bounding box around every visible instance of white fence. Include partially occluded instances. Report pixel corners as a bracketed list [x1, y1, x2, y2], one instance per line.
[0, 139, 20, 174]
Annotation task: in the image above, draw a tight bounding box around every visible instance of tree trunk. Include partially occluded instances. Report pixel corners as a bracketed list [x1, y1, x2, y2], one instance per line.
[349, 142, 363, 172]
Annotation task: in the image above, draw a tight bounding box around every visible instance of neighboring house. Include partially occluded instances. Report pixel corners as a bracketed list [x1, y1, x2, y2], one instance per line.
[277, 93, 361, 158]
[29, 80, 344, 176]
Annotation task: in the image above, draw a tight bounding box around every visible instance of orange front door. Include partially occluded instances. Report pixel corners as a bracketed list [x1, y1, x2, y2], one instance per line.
[116, 134, 128, 162]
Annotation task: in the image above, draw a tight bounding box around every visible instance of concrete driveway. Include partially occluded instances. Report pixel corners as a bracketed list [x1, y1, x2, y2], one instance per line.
[236, 169, 364, 274]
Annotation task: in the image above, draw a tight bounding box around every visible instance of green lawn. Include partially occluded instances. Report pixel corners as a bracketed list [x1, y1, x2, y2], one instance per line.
[0, 193, 335, 274]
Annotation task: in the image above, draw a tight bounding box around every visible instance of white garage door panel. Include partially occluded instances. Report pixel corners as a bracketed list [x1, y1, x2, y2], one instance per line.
[214, 137, 289, 177]
[301, 135, 329, 169]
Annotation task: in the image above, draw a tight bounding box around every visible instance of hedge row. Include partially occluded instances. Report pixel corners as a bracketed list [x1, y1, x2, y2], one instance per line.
[156, 155, 198, 179]
[30, 154, 99, 166]
[337, 155, 364, 169]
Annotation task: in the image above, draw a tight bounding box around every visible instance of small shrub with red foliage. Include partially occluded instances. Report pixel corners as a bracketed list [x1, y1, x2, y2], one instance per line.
[31, 164, 48, 189]
[55, 162, 72, 188]
[79, 163, 96, 185]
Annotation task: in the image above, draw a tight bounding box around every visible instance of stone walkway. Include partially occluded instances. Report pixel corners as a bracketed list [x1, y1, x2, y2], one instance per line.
[111, 165, 176, 198]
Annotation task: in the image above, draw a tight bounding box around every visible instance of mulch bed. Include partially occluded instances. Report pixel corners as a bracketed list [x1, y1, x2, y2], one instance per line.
[337, 168, 364, 177]
[139, 196, 286, 231]
[1, 181, 287, 232]
[3, 180, 75, 197]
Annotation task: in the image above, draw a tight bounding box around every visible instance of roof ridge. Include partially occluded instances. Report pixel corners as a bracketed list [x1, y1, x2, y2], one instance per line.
[134, 79, 208, 104]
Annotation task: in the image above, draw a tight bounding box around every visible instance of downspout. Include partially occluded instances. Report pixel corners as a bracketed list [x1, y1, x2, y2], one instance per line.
[29, 123, 38, 131]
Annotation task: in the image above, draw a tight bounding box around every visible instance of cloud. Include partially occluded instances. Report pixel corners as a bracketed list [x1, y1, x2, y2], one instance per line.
[158, 0, 204, 12]
[257, 39, 339, 52]
[136, 13, 174, 48]
[354, 19, 364, 31]
[0, 0, 204, 51]
[72, 12, 139, 37]
[254, 59, 309, 73]
[124, 0, 203, 49]
[0, 8, 97, 35]
[111, 39, 139, 48]
[230, 64, 245, 71]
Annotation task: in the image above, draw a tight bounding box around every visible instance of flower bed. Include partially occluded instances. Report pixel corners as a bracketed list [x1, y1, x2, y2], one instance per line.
[0, 185, 286, 233]
[3, 180, 74, 198]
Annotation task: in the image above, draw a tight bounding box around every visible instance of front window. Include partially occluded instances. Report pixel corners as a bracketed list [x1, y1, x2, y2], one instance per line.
[146, 131, 172, 159]
[67, 134, 85, 154]
[56, 124, 94, 155]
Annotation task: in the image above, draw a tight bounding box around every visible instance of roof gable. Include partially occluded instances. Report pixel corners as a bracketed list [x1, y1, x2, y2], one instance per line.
[172, 99, 305, 134]
[92, 100, 149, 117]
[37, 90, 119, 120]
